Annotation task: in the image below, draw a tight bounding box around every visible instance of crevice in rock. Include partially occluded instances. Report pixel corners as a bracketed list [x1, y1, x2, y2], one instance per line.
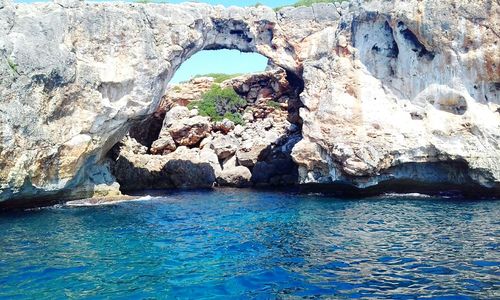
[383, 21, 399, 58]
[204, 19, 255, 51]
[284, 69, 305, 125]
[352, 15, 400, 80]
[140, 7, 160, 48]
[129, 114, 165, 150]
[300, 161, 500, 198]
[97, 79, 135, 104]
[32, 71, 67, 93]
[397, 21, 435, 60]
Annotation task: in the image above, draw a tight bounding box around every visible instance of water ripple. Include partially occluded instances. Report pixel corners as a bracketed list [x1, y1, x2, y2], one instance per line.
[0, 190, 499, 299]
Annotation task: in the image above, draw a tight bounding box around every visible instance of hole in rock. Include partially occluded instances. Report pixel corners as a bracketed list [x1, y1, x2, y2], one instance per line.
[108, 49, 305, 192]
[397, 21, 435, 61]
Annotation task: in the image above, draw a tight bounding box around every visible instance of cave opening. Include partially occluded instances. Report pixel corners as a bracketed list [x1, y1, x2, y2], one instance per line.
[107, 48, 305, 193]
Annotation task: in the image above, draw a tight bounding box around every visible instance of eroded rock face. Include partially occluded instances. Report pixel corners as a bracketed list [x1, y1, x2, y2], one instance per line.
[110, 138, 220, 191]
[292, 0, 499, 194]
[0, 0, 499, 206]
[0, 0, 305, 205]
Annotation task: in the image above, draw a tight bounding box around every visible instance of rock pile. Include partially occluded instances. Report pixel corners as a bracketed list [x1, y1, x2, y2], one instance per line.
[110, 69, 301, 190]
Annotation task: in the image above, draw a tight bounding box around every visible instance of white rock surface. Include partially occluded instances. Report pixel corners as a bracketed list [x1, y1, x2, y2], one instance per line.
[292, 0, 500, 192]
[0, 0, 498, 206]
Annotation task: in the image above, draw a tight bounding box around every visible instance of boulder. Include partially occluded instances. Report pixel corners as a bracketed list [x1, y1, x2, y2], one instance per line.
[236, 143, 270, 167]
[208, 134, 239, 160]
[164, 106, 191, 126]
[168, 116, 212, 147]
[222, 155, 238, 170]
[147, 106, 206, 151]
[164, 160, 216, 189]
[150, 134, 176, 155]
[213, 118, 235, 134]
[217, 166, 252, 188]
[223, 68, 292, 104]
[242, 111, 254, 122]
[200, 147, 222, 176]
[233, 125, 245, 136]
[199, 135, 214, 149]
[164, 147, 218, 188]
[162, 77, 214, 107]
[110, 145, 218, 191]
[121, 136, 148, 155]
[189, 109, 199, 117]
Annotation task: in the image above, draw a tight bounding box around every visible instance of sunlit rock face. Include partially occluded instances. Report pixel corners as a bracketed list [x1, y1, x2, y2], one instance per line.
[293, 0, 500, 193]
[0, 0, 498, 207]
[0, 0, 308, 205]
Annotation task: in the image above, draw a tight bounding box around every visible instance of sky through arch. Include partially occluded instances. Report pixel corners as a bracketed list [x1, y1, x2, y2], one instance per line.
[170, 50, 269, 84]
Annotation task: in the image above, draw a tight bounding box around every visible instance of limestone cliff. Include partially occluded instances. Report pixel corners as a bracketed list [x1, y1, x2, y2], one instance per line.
[0, 0, 498, 207]
[292, 0, 500, 194]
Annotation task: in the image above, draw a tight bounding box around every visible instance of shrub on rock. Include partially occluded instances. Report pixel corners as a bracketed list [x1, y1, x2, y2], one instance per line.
[188, 85, 246, 125]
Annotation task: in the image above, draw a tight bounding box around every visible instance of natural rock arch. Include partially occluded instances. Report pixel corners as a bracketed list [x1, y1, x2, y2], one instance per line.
[0, 1, 325, 206]
[1, 0, 499, 208]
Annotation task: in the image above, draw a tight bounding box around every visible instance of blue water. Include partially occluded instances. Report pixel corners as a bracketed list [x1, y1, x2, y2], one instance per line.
[0, 190, 499, 299]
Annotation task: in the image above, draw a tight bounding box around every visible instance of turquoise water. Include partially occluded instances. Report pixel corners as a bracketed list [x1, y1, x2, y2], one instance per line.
[0, 190, 499, 299]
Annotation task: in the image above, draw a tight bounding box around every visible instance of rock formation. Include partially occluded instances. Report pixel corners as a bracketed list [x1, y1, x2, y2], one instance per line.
[292, 0, 500, 195]
[0, 0, 498, 207]
[110, 69, 300, 190]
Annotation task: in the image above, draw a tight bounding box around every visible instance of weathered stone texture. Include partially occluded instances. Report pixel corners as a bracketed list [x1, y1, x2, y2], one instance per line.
[0, 0, 498, 206]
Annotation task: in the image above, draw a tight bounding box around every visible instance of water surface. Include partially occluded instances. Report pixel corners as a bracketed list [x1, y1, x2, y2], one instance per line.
[0, 190, 499, 299]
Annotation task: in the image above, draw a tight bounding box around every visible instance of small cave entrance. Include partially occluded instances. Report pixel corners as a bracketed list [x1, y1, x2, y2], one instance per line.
[107, 49, 305, 193]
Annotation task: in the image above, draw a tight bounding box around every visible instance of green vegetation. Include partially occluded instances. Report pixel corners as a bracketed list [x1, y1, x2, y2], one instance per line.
[223, 112, 244, 125]
[188, 85, 246, 125]
[267, 100, 281, 109]
[172, 85, 182, 92]
[6, 58, 18, 74]
[193, 73, 242, 84]
[274, 0, 343, 11]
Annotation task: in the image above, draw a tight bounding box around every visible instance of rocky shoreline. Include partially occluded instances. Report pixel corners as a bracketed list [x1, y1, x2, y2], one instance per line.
[0, 0, 499, 208]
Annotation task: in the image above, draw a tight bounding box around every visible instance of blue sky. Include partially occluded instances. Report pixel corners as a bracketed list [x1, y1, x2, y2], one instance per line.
[15, 0, 297, 82]
[171, 50, 269, 83]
